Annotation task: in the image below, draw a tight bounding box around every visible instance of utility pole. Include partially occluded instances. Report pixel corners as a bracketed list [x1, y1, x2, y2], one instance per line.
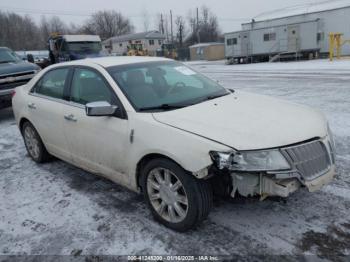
[160, 14, 164, 35]
[196, 7, 200, 43]
[170, 10, 174, 44]
[179, 22, 183, 47]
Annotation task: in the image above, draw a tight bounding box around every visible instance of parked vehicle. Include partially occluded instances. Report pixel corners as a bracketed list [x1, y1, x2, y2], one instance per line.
[48, 34, 103, 65]
[12, 57, 336, 231]
[0, 47, 40, 109]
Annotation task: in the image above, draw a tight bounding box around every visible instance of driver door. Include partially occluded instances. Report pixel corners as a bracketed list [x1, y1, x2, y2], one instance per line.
[61, 67, 130, 183]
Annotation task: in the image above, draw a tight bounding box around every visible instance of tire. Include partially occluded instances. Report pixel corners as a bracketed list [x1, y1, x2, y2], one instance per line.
[22, 121, 50, 163]
[141, 158, 213, 232]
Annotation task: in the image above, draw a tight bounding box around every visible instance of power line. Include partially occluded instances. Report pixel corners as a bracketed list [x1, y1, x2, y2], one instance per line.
[0, 5, 250, 22]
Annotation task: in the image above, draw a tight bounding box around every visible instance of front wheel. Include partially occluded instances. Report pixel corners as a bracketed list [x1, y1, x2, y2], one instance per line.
[141, 158, 213, 232]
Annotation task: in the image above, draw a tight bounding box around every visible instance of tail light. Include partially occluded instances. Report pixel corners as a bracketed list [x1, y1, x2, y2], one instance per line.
[11, 90, 16, 98]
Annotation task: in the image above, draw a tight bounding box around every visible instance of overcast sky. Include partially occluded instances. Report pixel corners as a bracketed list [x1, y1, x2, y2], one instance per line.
[0, 0, 330, 32]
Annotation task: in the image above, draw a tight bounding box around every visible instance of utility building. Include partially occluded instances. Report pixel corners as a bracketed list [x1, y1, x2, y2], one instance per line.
[189, 43, 225, 61]
[103, 31, 166, 56]
[225, 0, 350, 63]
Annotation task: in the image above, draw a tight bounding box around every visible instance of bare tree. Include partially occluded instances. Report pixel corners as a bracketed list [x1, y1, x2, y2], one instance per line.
[175, 16, 186, 47]
[39, 16, 68, 48]
[82, 10, 134, 40]
[186, 5, 221, 45]
[0, 11, 41, 50]
[141, 9, 150, 32]
[154, 13, 164, 34]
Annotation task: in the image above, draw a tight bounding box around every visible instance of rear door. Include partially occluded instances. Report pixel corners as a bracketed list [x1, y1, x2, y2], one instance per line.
[60, 66, 130, 183]
[27, 67, 72, 159]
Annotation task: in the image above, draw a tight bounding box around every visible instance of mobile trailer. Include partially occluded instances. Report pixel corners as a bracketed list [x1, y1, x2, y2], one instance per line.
[225, 2, 350, 63]
[225, 20, 321, 63]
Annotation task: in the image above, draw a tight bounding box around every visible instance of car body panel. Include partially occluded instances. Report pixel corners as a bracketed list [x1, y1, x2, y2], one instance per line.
[0, 61, 39, 76]
[153, 91, 327, 150]
[12, 57, 334, 195]
[60, 101, 131, 186]
[0, 47, 40, 107]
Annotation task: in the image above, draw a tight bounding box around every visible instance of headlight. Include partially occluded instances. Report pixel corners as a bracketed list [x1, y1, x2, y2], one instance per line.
[210, 149, 291, 172]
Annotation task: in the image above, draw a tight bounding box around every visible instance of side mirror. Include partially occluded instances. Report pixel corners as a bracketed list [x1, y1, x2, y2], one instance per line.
[85, 101, 117, 117]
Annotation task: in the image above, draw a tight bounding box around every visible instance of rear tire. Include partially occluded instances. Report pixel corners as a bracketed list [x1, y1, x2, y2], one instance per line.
[141, 158, 213, 232]
[22, 121, 50, 163]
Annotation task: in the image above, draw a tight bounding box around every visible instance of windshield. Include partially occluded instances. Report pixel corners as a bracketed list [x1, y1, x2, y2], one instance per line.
[108, 61, 229, 111]
[0, 49, 20, 63]
[67, 42, 102, 53]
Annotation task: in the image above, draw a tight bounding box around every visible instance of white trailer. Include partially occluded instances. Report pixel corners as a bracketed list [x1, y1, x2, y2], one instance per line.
[225, 1, 350, 62]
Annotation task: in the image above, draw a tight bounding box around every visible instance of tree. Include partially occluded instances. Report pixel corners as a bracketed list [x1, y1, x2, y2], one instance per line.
[186, 6, 221, 45]
[141, 9, 150, 32]
[175, 16, 186, 47]
[39, 16, 69, 48]
[82, 10, 134, 40]
[0, 11, 41, 50]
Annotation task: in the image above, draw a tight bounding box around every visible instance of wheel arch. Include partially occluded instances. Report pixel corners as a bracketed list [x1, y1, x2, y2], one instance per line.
[135, 153, 191, 190]
[19, 117, 31, 134]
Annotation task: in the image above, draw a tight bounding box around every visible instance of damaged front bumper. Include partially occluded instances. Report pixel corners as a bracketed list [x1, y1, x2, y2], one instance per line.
[230, 165, 335, 199]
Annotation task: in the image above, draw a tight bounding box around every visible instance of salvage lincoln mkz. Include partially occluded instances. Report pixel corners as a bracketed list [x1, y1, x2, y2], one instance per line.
[12, 57, 336, 231]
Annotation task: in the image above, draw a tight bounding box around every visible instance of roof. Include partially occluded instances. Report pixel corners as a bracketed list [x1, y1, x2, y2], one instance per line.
[50, 56, 172, 68]
[250, 0, 350, 22]
[105, 31, 166, 44]
[61, 35, 101, 42]
[189, 42, 224, 48]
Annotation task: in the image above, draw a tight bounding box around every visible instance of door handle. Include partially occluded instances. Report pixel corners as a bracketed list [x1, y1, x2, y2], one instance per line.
[28, 103, 36, 109]
[64, 114, 77, 122]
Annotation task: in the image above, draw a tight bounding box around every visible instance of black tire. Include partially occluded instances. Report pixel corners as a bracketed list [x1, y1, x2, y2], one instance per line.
[141, 158, 213, 232]
[22, 121, 50, 163]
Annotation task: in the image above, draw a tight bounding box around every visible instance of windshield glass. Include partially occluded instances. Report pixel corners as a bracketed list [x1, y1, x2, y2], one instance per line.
[108, 61, 229, 111]
[0, 49, 20, 63]
[67, 42, 102, 53]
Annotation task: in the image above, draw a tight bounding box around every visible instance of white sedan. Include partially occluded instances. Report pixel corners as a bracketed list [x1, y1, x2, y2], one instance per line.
[12, 57, 336, 231]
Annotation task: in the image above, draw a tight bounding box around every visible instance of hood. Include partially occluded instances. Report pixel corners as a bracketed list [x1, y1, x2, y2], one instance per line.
[0, 61, 39, 76]
[152, 91, 327, 150]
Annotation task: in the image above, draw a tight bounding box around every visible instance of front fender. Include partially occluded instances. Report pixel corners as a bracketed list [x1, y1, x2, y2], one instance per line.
[127, 112, 232, 190]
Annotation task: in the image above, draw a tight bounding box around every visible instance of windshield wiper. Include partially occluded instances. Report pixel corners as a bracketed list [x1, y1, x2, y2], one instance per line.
[205, 92, 230, 101]
[0, 60, 15, 64]
[139, 103, 189, 112]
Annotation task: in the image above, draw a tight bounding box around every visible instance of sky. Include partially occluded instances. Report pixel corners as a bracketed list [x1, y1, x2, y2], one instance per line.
[0, 0, 334, 33]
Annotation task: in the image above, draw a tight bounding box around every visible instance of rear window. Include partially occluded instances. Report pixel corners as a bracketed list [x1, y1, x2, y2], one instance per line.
[35, 68, 69, 99]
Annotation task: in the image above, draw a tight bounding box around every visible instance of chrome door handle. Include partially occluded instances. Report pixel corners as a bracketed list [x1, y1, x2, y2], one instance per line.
[28, 103, 36, 109]
[64, 114, 77, 122]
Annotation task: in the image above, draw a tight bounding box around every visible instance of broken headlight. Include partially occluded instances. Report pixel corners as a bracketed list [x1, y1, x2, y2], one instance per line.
[210, 150, 291, 172]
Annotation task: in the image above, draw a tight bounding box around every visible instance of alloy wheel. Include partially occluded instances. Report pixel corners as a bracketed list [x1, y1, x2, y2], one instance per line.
[24, 126, 40, 159]
[147, 168, 189, 223]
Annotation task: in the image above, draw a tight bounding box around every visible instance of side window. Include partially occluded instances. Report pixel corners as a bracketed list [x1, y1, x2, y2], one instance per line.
[36, 68, 69, 99]
[70, 68, 115, 105]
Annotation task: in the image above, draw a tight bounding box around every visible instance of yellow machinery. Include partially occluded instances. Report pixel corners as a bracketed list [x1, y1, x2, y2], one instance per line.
[329, 32, 350, 61]
[127, 43, 148, 56]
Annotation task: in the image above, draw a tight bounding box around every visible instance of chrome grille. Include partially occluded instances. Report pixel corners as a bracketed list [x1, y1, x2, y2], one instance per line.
[0, 71, 36, 90]
[282, 141, 331, 181]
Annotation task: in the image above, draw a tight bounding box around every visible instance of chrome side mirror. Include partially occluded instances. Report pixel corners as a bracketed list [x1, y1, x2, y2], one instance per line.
[85, 101, 117, 117]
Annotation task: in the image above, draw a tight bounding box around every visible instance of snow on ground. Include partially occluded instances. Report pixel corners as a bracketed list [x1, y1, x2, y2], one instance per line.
[1, 59, 350, 260]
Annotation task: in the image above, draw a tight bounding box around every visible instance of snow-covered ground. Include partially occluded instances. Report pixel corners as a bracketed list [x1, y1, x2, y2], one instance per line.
[1, 59, 350, 260]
